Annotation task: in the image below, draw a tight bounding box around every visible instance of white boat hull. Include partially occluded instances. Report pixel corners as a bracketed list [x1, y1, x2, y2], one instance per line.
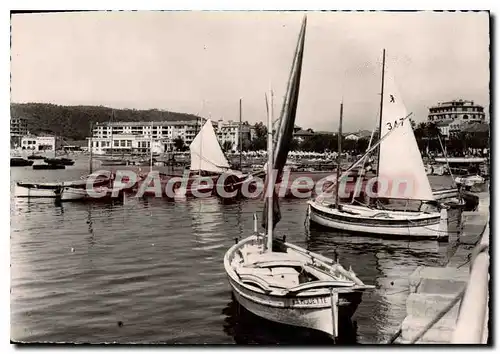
[435, 157, 486, 164]
[14, 184, 60, 198]
[60, 187, 87, 201]
[230, 277, 347, 336]
[307, 201, 448, 240]
[14, 176, 111, 198]
[224, 235, 371, 338]
[433, 188, 458, 200]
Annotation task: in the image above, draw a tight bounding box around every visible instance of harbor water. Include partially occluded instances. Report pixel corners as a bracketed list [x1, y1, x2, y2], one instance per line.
[11, 159, 457, 344]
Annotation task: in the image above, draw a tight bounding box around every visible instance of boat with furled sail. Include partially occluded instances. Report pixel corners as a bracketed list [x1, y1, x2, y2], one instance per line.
[307, 50, 463, 240]
[224, 17, 373, 340]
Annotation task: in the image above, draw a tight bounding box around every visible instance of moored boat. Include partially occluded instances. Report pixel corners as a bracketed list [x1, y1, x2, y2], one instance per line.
[15, 175, 111, 198]
[307, 50, 463, 240]
[60, 186, 124, 202]
[44, 157, 75, 166]
[434, 157, 486, 164]
[224, 18, 373, 340]
[225, 234, 374, 337]
[32, 163, 66, 170]
[11, 157, 34, 167]
[136, 119, 249, 198]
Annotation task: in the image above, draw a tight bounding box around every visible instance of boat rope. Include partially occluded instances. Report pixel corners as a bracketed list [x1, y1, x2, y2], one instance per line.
[387, 287, 466, 344]
[304, 205, 310, 226]
[388, 222, 489, 344]
[409, 287, 466, 344]
[404, 216, 463, 235]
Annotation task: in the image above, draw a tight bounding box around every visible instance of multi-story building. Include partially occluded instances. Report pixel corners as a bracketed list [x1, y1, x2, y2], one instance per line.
[21, 136, 56, 151]
[216, 119, 251, 151]
[428, 99, 486, 138]
[11, 118, 28, 147]
[89, 119, 250, 154]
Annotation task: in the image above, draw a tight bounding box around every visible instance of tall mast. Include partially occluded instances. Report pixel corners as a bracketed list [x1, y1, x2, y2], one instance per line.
[335, 102, 343, 209]
[110, 110, 114, 159]
[239, 97, 243, 170]
[266, 88, 274, 253]
[89, 122, 93, 174]
[376, 49, 386, 179]
[150, 121, 153, 173]
[198, 117, 202, 177]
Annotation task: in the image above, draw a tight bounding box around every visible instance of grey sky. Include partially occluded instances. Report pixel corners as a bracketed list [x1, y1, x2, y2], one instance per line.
[11, 11, 489, 132]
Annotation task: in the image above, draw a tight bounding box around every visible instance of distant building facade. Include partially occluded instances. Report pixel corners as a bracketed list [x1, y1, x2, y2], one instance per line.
[293, 128, 314, 143]
[21, 136, 56, 151]
[428, 99, 486, 138]
[89, 119, 251, 154]
[216, 119, 251, 151]
[10, 118, 28, 147]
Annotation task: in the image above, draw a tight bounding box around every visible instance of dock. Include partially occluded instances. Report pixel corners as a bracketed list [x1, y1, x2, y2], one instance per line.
[398, 187, 490, 344]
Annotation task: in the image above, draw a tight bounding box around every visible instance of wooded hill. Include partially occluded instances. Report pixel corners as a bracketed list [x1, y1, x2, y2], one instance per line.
[10, 103, 200, 140]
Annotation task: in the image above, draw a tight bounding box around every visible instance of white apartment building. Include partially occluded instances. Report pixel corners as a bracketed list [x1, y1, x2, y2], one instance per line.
[21, 136, 56, 151]
[88, 119, 250, 155]
[428, 99, 487, 139]
[216, 119, 251, 151]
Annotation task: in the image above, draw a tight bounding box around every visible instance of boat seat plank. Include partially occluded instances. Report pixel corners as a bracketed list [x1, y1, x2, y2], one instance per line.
[245, 251, 303, 266]
[236, 267, 272, 277]
[287, 280, 356, 295]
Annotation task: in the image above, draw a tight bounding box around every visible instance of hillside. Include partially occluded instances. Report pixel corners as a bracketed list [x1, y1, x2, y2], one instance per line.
[10, 103, 201, 140]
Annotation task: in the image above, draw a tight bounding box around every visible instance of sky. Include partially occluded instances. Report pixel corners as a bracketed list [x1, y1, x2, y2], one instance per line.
[10, 11, 490, 132]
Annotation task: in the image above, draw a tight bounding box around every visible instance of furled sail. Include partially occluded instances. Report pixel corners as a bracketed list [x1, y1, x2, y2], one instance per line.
[377, 69, 434, 201]
[189, 119, 230, 173]
[262, 16, 307, 230]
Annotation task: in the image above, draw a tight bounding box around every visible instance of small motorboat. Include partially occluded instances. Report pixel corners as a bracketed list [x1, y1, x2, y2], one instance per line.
[44, 157, 75, 166]
[33, 164, 66, 170]
[98, 158, 129, 166]
[11, 158, 34, 167]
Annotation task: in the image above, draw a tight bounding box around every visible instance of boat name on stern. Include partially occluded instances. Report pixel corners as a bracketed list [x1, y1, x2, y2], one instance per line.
[292, 297, 329, 307]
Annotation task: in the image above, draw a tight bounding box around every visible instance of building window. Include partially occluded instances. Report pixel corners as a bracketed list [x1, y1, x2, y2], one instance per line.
[120, 140, 126, 147]
[463, 115, 468, 120]
[127, 140, 132, 147]
[114, 140, 119, 147]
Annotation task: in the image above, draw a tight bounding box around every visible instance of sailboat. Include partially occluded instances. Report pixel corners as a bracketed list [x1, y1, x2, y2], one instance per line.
[137, 118, 249, 198]
[224, 17, 373, 340]
[307, 50, 462, 240]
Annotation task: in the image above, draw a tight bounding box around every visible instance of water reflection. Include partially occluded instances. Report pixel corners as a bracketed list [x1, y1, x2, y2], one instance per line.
[306, 227, 442, 343]
[221, 294, 357, 345]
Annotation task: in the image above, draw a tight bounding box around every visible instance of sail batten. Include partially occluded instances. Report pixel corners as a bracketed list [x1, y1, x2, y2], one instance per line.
[377, 70, 434, 201]
[189, 119, 230, 173]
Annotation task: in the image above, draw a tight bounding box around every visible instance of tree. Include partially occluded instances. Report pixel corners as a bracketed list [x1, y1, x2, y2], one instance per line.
[10, 103, 202, 141]
[173, 137, 186, 151]
[249, 122, 267, 151]
[222, 141, 233, 152]
[289, 138, 299, 151]
[299, 134, 336, 152]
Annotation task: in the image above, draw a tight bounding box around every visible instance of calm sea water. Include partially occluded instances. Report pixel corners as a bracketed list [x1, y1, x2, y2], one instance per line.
[10, 158, 456, 344]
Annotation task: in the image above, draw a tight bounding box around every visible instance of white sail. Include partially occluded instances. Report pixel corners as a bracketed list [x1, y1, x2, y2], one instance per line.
[189, 119, 230, 173]
[377, 69, 434, 201]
